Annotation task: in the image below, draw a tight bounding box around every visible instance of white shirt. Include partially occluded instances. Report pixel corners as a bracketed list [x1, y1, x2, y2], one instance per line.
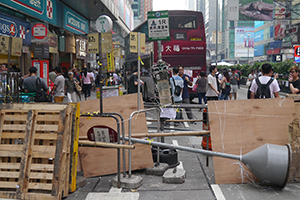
[250, 76, 280, 98]
[206, 74, 218, 97]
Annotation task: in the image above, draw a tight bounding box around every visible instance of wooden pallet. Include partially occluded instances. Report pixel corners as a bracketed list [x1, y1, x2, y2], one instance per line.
[0, 103, 75, 200]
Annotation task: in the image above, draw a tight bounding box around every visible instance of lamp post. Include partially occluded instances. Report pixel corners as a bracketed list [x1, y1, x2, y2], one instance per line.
[247, 34, 250, 64]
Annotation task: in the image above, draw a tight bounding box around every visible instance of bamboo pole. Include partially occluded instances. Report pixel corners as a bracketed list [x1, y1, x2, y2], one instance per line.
[146, 119, 204, 122]
[78, 140, 135, 149]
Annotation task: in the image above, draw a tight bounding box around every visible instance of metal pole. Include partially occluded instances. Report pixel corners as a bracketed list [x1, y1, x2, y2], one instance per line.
[137, 32, 141, 111]
[6, 37, 12, 102]
[123, 137, 241, 161]
[248, 34, 250, 64]
[215, 0, 218, 66]
[157, 41, 162, 61]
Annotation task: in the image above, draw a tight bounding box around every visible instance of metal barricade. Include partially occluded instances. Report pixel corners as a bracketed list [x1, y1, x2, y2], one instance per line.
[0, 72, 21, 103]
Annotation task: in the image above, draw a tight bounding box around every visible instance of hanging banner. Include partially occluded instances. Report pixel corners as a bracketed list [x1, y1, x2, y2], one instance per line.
[0, 35, 10, 55]
[106, 53, 115, 72]
[88, 33, 99, 54]
[101, 32, 113, 53]
[113, 42, 121, 57]
[130, 32, 138, 53]
[11, 37, 23, 56]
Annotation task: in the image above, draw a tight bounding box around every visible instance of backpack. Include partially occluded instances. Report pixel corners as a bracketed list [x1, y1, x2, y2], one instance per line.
[34, 77, 52, 102]
[172, 77, 181, 96]
[254, 77, 274, 99]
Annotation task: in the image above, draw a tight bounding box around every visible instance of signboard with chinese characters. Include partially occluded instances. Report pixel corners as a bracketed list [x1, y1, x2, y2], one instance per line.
[227, 0, 239, 21]
[147, 11, 170, 41]
[31, 22, 48, 44]
[88, 33, 99, 54]
[11, 37, 22, 56]
[76, 38, 87, 59]
[0, 35, 9, 55]
[113, 42, 121, 57]
[96, 15, 113, 33]
[101, 32, 113, 53]
[129, 32, 146, 53]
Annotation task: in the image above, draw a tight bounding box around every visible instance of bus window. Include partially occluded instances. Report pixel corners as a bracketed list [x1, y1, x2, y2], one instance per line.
[169, 16, 197, 29]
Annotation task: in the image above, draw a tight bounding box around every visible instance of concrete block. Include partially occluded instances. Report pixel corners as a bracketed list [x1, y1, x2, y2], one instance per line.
[145, 163, 169, 176]
[163, 162, 186, 184]
[111, 174, 143, 189]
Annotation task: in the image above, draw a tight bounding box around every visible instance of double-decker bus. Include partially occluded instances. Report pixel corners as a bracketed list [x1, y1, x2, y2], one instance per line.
[124, 10, 207, 102]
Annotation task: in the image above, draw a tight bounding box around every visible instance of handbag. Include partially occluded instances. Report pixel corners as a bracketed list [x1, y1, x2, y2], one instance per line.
[221, 81, 226, 90]
[246, 79, 251, 86]
[75, 82, 82, 92]
[172, 77, 181, 96]
[192, 84, 198, 92]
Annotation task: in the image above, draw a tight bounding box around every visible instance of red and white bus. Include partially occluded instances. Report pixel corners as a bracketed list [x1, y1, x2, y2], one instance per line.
[124, 10, 208, 102]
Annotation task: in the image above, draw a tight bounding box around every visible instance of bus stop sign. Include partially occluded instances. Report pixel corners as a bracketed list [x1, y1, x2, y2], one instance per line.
[147, 11, 170, 41]
[87, 125, 118, 143]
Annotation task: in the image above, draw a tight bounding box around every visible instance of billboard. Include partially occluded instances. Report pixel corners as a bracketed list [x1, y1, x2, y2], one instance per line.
[239, 0, 273, 21]
[234, 27, 254, 58]
[254, 30, 264, 43]
[254, 45, 264, 57]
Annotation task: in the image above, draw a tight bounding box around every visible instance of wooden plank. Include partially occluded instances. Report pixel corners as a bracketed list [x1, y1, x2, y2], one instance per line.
[0, 181, 18, 188]
[288, 117, 300, 182]
[0, 110, 5, 140]
[28, 182, 52, 190]
[78, 94, 153, 177]
[0, 192, 57, 200]
[0, 171, 19, 178]
[0, 103, 68, 111]
[4, 114, 27, 121]
[61, 105, 73, 197]
[2, 124, 58, 132]
[0, 145, 56, 153]
[17, 110, 37, 195]
[79, 143, 153, 177]
[51, 109, 67, 196]
[208, 98, 295, 184]
[1, 132, 57, 140]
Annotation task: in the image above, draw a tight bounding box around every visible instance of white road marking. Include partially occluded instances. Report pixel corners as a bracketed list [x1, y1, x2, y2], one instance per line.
[172, 140, 179, 146]
[109, 187, 122, 193]
[184, 122, 189, 127]
[211, 184, 226, 200]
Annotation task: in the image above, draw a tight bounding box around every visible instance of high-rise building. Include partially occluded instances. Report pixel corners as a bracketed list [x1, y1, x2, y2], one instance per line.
[132, 0, 152, 28]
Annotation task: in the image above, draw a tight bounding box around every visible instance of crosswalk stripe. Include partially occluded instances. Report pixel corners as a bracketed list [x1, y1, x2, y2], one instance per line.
[211, 184, 226, 200]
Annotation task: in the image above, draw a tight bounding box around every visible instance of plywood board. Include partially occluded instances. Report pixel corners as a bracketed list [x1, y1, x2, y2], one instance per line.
[208, 98, 296, 184]
[78, 94, 153, 177]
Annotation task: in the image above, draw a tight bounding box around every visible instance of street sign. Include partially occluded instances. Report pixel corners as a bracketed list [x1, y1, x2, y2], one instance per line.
[147, 11, 170, 41]
[87, 125, 117, 143]
[96, 15, 113, 33]
[129, 32, 146, 53]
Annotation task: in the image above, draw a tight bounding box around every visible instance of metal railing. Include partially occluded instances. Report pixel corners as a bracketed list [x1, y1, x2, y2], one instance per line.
[0, 72, 21, 103]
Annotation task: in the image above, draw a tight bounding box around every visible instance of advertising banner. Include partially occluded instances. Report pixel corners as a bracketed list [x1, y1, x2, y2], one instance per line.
[274, 0, 286, 20]
[254, 45, 264, 57]
[294, 45, 300, 63]
[234, 27, 254, 58]
[274, 20, 289, 40]
[254, 30, 264, 43]
[227, 0, 239, 21]
[0, 13, 31, 46]
[76, 38, 87, 59]
[239, 0, 273, 21]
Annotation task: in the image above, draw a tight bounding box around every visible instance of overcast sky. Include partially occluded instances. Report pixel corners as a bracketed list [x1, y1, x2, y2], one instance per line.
[153, 0, 188, 11]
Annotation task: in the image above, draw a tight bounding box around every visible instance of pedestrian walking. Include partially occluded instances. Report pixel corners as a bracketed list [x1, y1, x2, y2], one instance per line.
[195, 71, 207, 105]
[170, 66, 184, 125]
[219, 68, 231, 100]
[52, 66, 65, 103]
[206, 65, 219, 101]
[81, 68, 93, 100]
[128, 69, 144, 94]
[65, 71, 79, 103]
[229, 67, 239, 100]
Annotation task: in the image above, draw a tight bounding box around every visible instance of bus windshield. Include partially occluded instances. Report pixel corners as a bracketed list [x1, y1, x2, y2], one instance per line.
[169, 16, 198, 29]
